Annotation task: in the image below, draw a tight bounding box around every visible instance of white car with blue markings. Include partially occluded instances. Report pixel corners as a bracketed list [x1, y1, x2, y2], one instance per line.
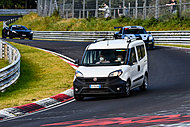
[73, 38, 148, 101]
[114, 26, 154, 48]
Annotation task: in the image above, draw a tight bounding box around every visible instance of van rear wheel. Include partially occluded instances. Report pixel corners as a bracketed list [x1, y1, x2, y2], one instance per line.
[139, 75, 148, 91]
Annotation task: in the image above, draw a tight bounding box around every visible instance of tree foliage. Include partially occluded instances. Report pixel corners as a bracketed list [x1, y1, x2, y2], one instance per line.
[0, 0, 36, 9]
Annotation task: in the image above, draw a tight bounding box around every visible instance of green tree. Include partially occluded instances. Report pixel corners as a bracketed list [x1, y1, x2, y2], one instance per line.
[0, 0, 36, 9]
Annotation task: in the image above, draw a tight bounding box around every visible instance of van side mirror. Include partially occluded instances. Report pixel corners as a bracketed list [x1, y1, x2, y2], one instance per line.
[74, 59, 80, 65]
[128, 58, 137, 66]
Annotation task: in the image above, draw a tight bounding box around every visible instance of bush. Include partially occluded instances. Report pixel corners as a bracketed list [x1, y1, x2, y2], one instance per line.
[13, 13, 190, 31]
[52, 9, 60, 17]
[182, 9, 190, 18]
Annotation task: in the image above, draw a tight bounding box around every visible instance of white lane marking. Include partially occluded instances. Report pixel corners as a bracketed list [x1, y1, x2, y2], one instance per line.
[36, 47, 75, 62]
[147, 123, 190, 127]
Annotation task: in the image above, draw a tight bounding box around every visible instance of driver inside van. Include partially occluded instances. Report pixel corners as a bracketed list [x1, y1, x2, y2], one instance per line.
[96, 54, 110, 64]
[115, 55, 124, 64]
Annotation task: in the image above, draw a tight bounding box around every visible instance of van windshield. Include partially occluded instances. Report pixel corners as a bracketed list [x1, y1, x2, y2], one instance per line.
[82, 49, 128, 66]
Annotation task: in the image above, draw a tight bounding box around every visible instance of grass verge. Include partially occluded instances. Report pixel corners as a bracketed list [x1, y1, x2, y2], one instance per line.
[0, 21, 3, 38]
[0, 42, 75, 110]
[13, 13, 190, 31]
[0, 59, 9, 69]
[156, 43, 190, 48]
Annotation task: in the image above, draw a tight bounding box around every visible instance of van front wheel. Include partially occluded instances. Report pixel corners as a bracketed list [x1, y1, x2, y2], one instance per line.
[74, 95, 84, 101]
[125, 81, 130, 97]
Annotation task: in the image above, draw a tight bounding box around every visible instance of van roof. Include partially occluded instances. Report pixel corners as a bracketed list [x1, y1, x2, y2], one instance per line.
[87, 39, 144, 50]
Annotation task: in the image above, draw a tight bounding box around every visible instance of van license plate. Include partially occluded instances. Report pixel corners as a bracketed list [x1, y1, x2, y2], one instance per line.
[89, 84, 101, 88]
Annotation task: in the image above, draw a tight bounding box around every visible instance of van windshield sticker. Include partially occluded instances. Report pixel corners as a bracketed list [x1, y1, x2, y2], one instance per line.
[116, 50, 127, 51]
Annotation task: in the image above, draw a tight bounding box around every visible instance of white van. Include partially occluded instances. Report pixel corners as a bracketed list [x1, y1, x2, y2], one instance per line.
[73, 38, 148, 101]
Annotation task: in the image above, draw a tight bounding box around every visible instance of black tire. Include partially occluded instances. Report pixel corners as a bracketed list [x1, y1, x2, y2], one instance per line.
[152, 43, 155, 48]
[74, 94, 84, 101]
[113, 34, 118, 39]
[139, 75, 148, 91]
[124, 81, 130, 97]
[2, 30, 6, 39]
[29, 37, 33, 40]
[9, 33, 13, 39]
[152, 42, 155, 49]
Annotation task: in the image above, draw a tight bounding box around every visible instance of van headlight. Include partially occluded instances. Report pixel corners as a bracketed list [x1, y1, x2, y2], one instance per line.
[148, 35, 153, 40]
[109, 70, 123, 77]
[75, 71, 83, 78]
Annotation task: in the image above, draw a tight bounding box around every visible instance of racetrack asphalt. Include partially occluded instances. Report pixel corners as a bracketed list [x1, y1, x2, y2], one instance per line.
[1, 38, 190, 127]
[0, 16, 21, 21]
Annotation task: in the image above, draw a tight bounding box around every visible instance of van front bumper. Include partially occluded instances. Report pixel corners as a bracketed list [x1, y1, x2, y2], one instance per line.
[73, 77, 127, 96]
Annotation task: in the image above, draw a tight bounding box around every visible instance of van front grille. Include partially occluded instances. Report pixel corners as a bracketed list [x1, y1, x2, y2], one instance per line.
[77, 77, 118, 83]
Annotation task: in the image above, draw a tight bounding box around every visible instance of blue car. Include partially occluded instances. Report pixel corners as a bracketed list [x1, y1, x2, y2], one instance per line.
[114, 26, 154, 48]
[2, 25, 33, 40]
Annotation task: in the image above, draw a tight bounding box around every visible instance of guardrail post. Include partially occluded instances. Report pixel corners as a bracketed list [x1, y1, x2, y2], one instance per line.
[155, 0, 159, 19]
[4, 44, 8, 61]
[129, 2, 131, 17]
[66, 11, 68, 18]
[135, 0, 138, 19]
[95, 0, 98, 18]
[37, 0, 40, 15]
[109, 0, 111, 17]
[83, 0, 85, 18]
[87, 11, 89, 18]
[179, 0, 182, 18]
[40, 0, 43, 16]
[2, 43, 4, 59]
[79, 10, 81, 18]
[7, 45, 10, 62]
[0, 42, 2, 59]
[44, 0, 47, 16]
[72, 0, 75, 18]
[8, 46, 12, 63]
[143, 0, 147, 19]
[114, 9, 116, 18]
[183, 4, 186, 12]
[62, 0, 65, 18]
[49, 0, 53, 16]
[12, 49, 16, 62]
[123, 0, 125, 16]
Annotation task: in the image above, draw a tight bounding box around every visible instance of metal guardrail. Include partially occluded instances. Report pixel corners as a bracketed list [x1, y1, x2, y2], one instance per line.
[0, 9, 37, 15]
[3, 18, 18, 29]
[33, 31, 114, 41]
[3, 17, 190, 43]
[33, 31, 190, 43]
[0, 40, 20, 92]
